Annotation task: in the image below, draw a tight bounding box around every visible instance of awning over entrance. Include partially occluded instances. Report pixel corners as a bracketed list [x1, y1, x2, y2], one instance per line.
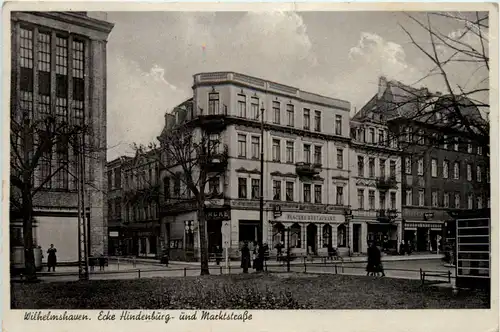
[366, 221, 398, 227]
[404, 221, 443, 230]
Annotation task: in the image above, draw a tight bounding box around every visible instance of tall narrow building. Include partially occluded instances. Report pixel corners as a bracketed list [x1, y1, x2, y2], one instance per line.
[10, 12, 114, 266]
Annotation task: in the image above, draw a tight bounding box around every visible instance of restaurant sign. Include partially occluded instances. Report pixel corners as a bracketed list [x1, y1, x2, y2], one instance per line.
[277, 213, 343, 223]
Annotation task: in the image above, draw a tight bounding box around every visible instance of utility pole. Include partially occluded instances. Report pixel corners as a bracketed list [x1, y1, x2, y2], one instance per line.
[78, 131, 89, 281]
[258, 104, 265, 271]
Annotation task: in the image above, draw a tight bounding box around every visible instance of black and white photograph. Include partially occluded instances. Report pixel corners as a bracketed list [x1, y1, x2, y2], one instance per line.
[3, 2, 497, 326]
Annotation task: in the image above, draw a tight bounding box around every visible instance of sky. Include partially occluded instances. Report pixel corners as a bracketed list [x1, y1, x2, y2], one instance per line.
[104, 11, 489, 160]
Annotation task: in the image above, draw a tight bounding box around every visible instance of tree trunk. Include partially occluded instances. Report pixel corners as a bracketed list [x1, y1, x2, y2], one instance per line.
[197, 200, 210, 275]
[22, 185, 37, 281]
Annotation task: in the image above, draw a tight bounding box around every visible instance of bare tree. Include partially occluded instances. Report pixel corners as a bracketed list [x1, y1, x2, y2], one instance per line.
[10, 108, 95, 281]
[135, 114, 228, 275]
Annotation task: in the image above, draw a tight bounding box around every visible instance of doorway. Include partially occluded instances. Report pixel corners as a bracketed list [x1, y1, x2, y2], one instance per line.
[207, 220, 222, 253]
[307, 223, 317, 254]
[353, 224, 361, 253]
[417, 227, 429, 251]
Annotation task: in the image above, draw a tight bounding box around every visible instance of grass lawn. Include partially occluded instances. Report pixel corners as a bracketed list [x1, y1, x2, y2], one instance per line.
[11, 273, 489, 309]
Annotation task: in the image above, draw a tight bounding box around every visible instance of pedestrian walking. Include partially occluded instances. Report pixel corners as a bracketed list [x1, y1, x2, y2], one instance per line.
[241, 242, 251, 273]
[367, 241, 384, 276]
[98, 254, 106, 271]
[275, 241, 284, 262]
[47, 244, 57, 272]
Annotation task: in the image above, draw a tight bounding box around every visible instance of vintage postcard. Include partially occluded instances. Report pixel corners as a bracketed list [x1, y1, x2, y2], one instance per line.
[2, 1, 498, 332]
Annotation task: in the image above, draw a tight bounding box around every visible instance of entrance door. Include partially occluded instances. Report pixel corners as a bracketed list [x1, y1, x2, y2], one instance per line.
[207, 220, 223, 253]
[353, 224, 361, 253]
[417, 227, 429, 251]
[306, 224, 317, 254]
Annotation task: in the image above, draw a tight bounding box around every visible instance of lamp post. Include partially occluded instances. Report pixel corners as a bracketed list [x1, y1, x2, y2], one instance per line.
[257, 103, 265, 272]
[270, 220, 291, 272]
[344, 207, 352, 257]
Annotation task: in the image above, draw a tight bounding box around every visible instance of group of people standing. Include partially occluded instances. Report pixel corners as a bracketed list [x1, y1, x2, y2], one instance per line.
[240, 241, 268, 273]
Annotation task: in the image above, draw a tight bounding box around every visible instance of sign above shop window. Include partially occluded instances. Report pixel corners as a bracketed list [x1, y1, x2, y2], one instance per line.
[109, 231, 119, 237]
[423, 212, 434, 221]
[275, 213, 343, 223]
[206, 209, 230, 221]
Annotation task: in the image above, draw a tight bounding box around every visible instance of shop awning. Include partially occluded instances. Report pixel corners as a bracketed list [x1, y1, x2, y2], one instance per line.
[404, 222, 443, 229]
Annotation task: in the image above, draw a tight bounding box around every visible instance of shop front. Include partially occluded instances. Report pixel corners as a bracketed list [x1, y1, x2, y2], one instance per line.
[403, 221, 444, 252]
[269, 212, 345, 256]
[122, 223, 160, 258]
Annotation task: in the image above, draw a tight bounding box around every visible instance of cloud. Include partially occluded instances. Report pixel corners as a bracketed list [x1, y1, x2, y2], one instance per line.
[106, 54, 189, 160]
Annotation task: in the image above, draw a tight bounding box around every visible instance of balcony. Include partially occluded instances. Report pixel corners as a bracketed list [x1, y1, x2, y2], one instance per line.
[375, 176, 398, 190]
[202, 145, 229, 173]
[377, 209, 398, 222]
[198, 105, 228, 132]
[295, 162, 322, 177]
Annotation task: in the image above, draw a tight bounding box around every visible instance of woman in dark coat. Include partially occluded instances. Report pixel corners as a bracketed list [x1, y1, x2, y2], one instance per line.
[47, 244, 57, 272]
[366, 241, 379, 276]
[241, 242, 251, 273]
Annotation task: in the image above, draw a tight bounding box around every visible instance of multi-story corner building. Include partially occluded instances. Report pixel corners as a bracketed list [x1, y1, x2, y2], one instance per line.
[348, 118, 402, 254]
[159, 72, 352, 261]
[355, 77, 490, 252]
[9, 12, 113, 264]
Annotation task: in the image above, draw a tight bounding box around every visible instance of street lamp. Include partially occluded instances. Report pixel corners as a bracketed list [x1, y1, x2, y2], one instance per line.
[344, 207, 352, 257]
[257, 103, 265, 272]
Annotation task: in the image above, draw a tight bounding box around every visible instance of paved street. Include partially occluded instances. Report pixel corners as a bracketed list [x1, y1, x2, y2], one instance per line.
[17, 256, 454, 285]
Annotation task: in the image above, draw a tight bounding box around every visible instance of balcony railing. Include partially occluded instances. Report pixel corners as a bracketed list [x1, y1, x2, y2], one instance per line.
[295, 162, 322, 177]
[375, 176, 398, 190]
[202, 145, 229, 172]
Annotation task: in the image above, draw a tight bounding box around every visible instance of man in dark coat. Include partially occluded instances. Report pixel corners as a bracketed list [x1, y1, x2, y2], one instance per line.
[366, 241, 381, 276]
[241, 242, 251, 273]
[47, 244, 57, 272]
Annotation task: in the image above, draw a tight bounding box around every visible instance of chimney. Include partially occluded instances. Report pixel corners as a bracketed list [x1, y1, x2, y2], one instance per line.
[377, 76, 388, 99]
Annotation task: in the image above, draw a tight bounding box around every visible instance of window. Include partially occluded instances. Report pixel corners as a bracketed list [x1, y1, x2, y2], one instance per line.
[369, 128, 375, 143]
[477, 166, 482, 182]
[453, 162, 460, 180]
[418, 190, 425, 207]
[335, 115, 342, 135]
[443, 135, 448, 150]
[443, 160, 449, 179]
[273, 180, 281, 200]
[390, 160, 396, 178]
[208, 133, 220, 154]
[417, 158, 424, 176]
[358, 156, 364, 177]
[453, 137, 459, 151]
[322, 225, 332, 248]
[418, 129, 425, 145]
[286, 182, 294, 201]
[368, 158, 375, 178]
[314, 111, 321, 131]
[237, 94, 246, 118]
[251, 96, 259, 120]
[272, 139, 281, 161]
[406, 189, 412, 206]
[477, 196, 483, 209]
[238, 178, 247, 198]
[336, 186, 344, 205]
[163, 177, 170, 199]
[378, 129, 385, 145]
[444, 193, 450, 208]
[467, 164, 472, 181]
[303, 109, 310, 130]
[454, 193, 460, 209]
[303, 184, 311, 203]
[405, 157, 412, 174]
[304, 144, 311, 164]
[314, 185, 322, 204]
[286, 141, 294, 163]
[404, 127, 411, 142]
[38, 31, 51, 119]
[273, 101, 280, 124]
[286, 104, 294, 127]
[468, 194, 473, 209]
[174, 178, 181, 197]
[431, 159, 437, 177]
[238, 134, 247, 157]
[336, 149, 343, 169]
[251, 136, 260, 159]
[467, 143, 473, 153]
[357, 189, 365, 210]
[432, 191, 438, 207]
[337, 225, 346, 248]
[368, 190, 375, 209]
[290, 224, 302, 248]
[209, 177, 220, 195]
[390, 192, 396, 209]
[208, 92, 220, 115]
[314, 146, 322, 164]
[379, 159, 386, 178]
[379, 192, 386, 210]
[251, 179, 260, 199]
[477, 146, 483, 155]
[108, 171, 113, 189]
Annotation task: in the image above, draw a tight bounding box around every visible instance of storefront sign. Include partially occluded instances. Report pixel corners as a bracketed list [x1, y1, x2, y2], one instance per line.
[404, 222, 443, 230]
[206, 209, 230, 221]
[423, 212, 434, 220]
[277, 213, 342, 223]
[109, 231, 119, 237]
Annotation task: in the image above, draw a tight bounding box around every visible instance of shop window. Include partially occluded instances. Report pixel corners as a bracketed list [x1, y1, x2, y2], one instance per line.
[290, 223, 301, 248]
[337, 224, 346, 247]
